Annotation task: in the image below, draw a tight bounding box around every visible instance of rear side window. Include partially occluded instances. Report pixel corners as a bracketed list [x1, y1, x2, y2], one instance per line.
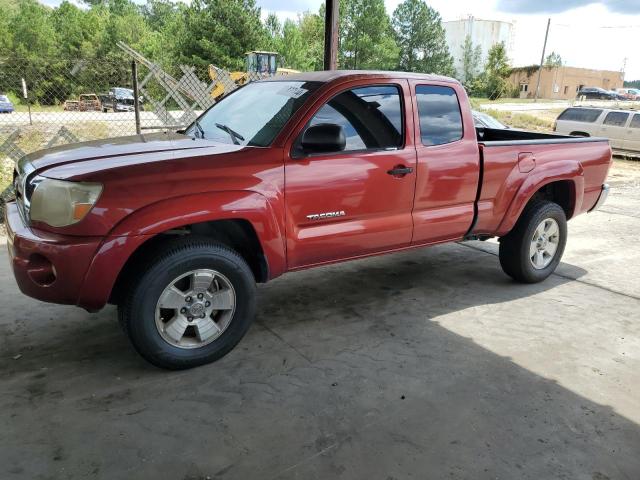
[630, 114, 640, 129]
[416, 85, 463, 146]
[603, 112, 630, 127]
[557, 108, 602, 123]
[309, 85, 403, 151]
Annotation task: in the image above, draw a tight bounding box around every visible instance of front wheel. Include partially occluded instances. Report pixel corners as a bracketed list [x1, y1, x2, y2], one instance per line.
[119, 238, 256, 369]
[499, 200, 567, 283]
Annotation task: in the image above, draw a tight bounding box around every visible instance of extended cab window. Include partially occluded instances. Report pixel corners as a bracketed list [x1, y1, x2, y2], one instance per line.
[557, 108, 602, 123]
[630, 114, 640, 129]
[416, 85, 463, 146]
[603, 111, 629, 127]
[308, 85, 403, 151]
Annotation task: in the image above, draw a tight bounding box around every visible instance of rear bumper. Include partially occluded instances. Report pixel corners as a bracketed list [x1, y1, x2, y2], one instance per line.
[5, 201, 102, 307]
[589, 183, 610, 212]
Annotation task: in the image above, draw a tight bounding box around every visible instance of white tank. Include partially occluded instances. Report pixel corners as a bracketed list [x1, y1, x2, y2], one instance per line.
[443, 16, 515, 81]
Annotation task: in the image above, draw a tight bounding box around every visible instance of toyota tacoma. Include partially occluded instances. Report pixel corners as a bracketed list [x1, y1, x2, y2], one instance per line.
[5, 71, 612, 369]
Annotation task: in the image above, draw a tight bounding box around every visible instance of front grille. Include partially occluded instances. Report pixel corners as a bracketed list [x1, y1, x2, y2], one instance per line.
[12, 169, 21, 203]
[24, 179, 36, 202]
[13, 169, 30, 224]
[13, 158, 36, 224]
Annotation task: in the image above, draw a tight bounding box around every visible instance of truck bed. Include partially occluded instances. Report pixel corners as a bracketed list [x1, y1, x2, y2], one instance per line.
[472, 128, 612, 238]
[477, 127, 608, 146]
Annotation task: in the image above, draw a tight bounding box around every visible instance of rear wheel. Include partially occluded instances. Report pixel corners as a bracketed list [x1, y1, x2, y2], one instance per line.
[119, 238, 256, 369]
[499, 200, 567, 283]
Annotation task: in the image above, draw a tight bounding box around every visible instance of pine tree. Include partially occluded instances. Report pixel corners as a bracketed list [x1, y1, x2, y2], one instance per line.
[392, 0, 454, 75]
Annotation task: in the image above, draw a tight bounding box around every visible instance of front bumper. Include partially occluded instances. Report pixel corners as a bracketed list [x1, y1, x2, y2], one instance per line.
[114, 104, 135, 112]
[589, 183, 610, 212]
[5, 202, 102, 307]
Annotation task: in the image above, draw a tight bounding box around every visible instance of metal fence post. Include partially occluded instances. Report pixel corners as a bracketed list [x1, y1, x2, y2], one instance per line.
[21, 78, 32, 126]
[132, 60, 141, 135]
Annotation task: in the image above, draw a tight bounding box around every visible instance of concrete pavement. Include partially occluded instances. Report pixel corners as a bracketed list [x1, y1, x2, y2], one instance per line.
[0, 160, 639, 479]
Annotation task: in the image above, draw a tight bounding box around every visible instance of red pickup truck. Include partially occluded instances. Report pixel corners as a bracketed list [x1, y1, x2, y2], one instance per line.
[6, 71, 611, 369]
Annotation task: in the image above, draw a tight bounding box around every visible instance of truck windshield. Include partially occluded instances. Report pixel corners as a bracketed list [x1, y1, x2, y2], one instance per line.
[187, 81, 321, 147]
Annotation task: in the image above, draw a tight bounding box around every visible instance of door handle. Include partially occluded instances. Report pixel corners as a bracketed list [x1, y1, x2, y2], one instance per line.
[387, 166, 413, 176]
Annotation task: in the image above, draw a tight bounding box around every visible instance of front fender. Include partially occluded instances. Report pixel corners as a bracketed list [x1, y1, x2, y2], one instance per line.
[496, 161, 584, 237]
[76, 190, 285, 311]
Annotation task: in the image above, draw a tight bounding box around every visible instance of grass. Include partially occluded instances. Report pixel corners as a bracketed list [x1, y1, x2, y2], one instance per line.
[482, 108, 556, 132]
[0, 156, 13, 228]
[4, 92, 65, 113]
[471, 97, 567, 105]
[14, 104, 65, 113]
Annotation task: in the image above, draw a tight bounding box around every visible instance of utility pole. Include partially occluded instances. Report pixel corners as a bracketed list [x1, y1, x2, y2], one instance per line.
[324, 0, 339, 70]
[534, 18, 551, 103]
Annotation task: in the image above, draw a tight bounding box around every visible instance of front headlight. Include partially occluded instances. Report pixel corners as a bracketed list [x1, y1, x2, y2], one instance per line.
[29, 177, 103, 227]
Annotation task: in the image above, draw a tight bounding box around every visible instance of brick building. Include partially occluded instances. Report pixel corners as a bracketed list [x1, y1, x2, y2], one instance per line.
[508, 66, 624, 100]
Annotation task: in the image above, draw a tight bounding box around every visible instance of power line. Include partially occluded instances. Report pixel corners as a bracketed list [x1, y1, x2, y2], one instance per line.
[553, 22, 640, 29]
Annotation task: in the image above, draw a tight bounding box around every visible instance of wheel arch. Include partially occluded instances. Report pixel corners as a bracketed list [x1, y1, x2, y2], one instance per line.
[496, 163, 584, 237]
[76, 191, 286, 311]
[108, 218, 269, 306]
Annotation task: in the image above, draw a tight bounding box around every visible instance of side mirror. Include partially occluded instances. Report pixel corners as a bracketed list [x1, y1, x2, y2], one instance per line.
[301, 123, 346, 154]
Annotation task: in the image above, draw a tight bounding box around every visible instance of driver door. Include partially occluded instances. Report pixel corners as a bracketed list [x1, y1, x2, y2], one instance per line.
[284, 81, 417, 269]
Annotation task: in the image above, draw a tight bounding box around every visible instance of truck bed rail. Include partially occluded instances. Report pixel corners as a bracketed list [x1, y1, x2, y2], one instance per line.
[477, 127, 609, 147]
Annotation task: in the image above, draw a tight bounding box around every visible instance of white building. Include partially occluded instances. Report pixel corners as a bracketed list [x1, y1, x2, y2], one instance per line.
[443, 16, 515, 80]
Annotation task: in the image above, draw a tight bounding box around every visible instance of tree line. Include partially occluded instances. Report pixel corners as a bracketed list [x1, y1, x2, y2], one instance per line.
[0, 0, 512, 104]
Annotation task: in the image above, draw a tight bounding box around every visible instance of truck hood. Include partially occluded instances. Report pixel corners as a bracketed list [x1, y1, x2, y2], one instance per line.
[21, 132, 216, 174]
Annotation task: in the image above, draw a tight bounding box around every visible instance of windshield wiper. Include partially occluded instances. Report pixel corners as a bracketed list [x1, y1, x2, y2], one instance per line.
[215, 123, 245, 145]
[194, 119, 205, 139]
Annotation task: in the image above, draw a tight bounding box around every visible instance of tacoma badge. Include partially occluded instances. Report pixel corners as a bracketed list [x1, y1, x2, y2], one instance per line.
[306, 210, 346, 221]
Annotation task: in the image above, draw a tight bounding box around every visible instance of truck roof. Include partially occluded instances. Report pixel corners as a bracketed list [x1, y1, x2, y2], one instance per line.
[261, 70, 460, 85]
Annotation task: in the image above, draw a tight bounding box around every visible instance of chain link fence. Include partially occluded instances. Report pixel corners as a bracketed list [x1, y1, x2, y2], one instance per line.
[0, 54, 274, 223]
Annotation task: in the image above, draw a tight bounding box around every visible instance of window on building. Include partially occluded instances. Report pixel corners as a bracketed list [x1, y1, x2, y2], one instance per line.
[564, 86, 569, 95]
[603, 111, 630, 127]
[520, 84, 528, 92]
[415, 85, 463, 146]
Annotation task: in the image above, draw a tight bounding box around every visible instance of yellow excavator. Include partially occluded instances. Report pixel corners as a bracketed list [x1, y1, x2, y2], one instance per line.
[209, 51, 299, 100]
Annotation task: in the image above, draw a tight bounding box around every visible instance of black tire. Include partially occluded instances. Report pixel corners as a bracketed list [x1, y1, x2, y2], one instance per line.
[498, 200, 567, 283]
[118, 237, 256, 370]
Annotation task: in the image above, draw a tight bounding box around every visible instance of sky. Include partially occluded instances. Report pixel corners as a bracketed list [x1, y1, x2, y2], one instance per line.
[260, 0, 640, 79]
[39, 0, 640, 79]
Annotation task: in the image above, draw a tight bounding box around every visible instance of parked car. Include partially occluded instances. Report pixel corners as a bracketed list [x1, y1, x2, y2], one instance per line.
[64, 94, 102, 112]
[472, 110, 508, 129]
[554, 106, 640, 152]
[6, 71, 612, 369]
[615, 88, 640, 101]
[100, 87, 142, 112]
[576, 87, 619, 100]
[609, 90, 628, 101]
[0, 94, 14, 113]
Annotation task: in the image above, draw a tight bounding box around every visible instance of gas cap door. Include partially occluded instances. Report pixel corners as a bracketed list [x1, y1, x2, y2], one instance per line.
[518, 152, 536, 173]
